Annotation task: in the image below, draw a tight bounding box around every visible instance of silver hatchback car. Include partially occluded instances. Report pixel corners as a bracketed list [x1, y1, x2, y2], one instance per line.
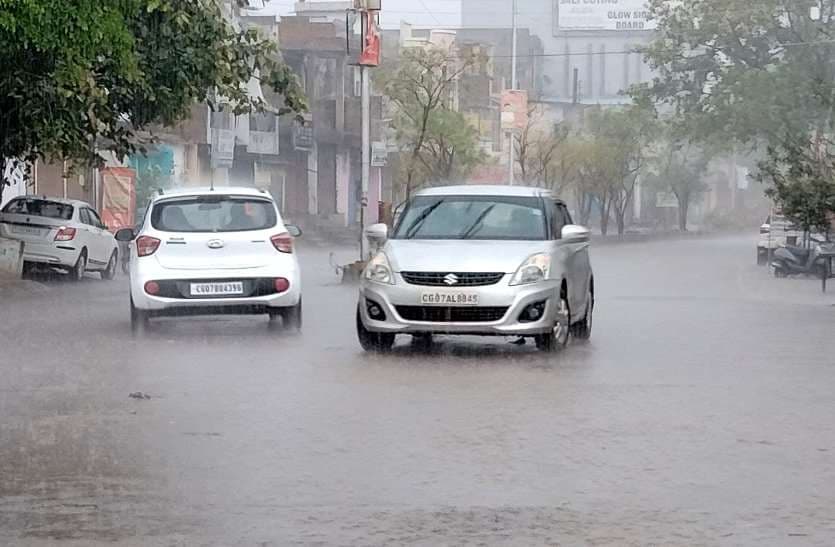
[357, 185, 594, 352]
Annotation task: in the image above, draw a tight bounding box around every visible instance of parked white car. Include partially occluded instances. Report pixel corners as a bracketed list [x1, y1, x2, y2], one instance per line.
[0, 196, 119, 280]
[357, 185, 594, 352]
[116, 187, 302, 332]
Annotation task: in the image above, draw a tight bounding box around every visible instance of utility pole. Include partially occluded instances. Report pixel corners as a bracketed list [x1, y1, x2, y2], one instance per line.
[356, 1, 380, 260]
[508, 0, 518, 186]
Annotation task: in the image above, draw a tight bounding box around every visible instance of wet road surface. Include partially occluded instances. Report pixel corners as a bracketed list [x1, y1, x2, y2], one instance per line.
[1, 235, 835, 546]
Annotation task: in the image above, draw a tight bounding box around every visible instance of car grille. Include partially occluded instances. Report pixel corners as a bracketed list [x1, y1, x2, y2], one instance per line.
[155, 278, 278, 299]
[395, 306, 509, 323]
[401, 272, 505, 287]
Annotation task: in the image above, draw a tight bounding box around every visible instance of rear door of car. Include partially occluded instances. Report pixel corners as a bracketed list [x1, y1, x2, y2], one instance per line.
[78, 208, 106, 266]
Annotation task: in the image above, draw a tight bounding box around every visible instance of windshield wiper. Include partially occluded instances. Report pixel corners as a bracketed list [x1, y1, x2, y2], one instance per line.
[460, 205, 496, 239]
[404, 199, 445, 239]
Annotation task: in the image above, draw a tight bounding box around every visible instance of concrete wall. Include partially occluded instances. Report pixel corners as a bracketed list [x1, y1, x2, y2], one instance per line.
[0, 237, 23, 278]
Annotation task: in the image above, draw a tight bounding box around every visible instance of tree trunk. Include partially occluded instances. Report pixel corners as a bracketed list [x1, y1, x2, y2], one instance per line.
[578, 192, 593, 226]
[0, 157, 6, 206]
[598, 199, 610, 236]
[678, 195, 689, 232]
[615, 207, 626, 235]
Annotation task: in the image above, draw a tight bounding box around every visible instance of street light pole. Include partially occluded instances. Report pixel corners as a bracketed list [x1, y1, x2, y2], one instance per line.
[361, 63, 370, 260]
[508, 0, 518, 186]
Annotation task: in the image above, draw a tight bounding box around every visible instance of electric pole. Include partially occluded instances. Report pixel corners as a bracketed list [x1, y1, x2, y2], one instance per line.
[508, 0, 518, 186]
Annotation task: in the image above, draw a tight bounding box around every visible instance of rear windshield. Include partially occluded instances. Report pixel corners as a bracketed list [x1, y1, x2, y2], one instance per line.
[151, 196, 277, 233]
[1, 198, 74, 220]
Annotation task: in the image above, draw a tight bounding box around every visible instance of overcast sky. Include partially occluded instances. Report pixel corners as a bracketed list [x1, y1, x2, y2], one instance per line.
[261, 0, 462, 28]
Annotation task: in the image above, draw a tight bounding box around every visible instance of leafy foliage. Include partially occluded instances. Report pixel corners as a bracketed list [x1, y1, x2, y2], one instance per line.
[0, 0, 306, 201]
[378, 47, 482, 197]
[638, 0, 835, 229]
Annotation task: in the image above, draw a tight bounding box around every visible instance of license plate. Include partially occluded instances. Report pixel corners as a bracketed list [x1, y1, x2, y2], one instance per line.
[421, 291, 479, 306]
[11, 225, 42, 236]
[190, 282, 244, 296]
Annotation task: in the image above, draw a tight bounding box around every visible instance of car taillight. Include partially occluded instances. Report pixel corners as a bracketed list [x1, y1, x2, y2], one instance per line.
[274, 278, 290, 293]
[136, 236, 161, 257]
[271, 233, 293, 253]
[54, 227, 76, 241]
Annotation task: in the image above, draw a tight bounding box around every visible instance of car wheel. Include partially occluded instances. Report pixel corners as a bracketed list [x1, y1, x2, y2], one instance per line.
[356, 307, 395, 352]
[536, 293, 570, 352]
[101, 251, 118, 280]
[281, 299, 303, 332]
[130, 297, 149, 335]
[773, 263, 788, 278]
[70, 250, 87, 282]
[570, 289, 593, 341]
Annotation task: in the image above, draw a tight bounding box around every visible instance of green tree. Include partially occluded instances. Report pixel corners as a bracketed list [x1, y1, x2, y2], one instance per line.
[378, 47, 481, 198]
[418, 109, 485, 183]
[583, 103, 657, 235]
[637, 0, 835, 227]
[0, 0, 306, 204]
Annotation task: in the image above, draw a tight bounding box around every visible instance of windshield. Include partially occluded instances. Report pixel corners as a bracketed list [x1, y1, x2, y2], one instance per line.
[392, 195, 547, 241]
[151, 196, 277, 233]
[2, 198, 74, 220]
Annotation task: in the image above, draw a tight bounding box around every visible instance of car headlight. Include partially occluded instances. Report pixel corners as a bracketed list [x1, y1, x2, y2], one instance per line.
[364, 252, 395, 285]
[509, 253, 551, 286]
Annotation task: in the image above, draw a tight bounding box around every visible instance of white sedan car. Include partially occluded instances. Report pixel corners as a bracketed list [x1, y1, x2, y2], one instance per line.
[0, 196, 119, 280]
[116, 187, 302, 332]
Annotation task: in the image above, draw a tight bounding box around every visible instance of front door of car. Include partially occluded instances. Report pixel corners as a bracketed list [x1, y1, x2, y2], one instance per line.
[550, 201, 589, 317]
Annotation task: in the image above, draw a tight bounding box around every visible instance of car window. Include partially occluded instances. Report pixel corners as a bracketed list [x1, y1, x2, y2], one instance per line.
[87, 209, 104, 229]
[79, 208, 92, 225]
[2, 198, 74, 220]
[392, 195, 547, 241]
[151, 196, 278, 233]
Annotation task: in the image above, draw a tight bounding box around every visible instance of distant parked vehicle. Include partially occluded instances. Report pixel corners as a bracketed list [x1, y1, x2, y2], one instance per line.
[771, 236, 835, 279]
[757, 212, 803, 266]
[0, 196, 119, 280]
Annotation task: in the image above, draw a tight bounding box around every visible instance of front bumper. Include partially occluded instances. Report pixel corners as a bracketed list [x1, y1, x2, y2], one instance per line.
[359, 274, 561, 336]
[130, 260, 301, 313]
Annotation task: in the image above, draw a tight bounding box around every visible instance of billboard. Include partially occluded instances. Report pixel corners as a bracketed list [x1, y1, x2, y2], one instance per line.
[100, 167, 136, 231]
[557, 0, 656, 32]
[500, 90, 529, 132]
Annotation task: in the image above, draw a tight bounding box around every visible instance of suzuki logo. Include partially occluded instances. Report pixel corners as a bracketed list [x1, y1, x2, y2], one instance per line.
[207, 239, 225, 249]
[443, 273, 459, 286]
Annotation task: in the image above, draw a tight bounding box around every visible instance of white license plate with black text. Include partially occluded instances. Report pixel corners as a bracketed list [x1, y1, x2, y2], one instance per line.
[11, 225, 42, 236]
[421, 292, 479, 306]
[190, 282, 244, 296]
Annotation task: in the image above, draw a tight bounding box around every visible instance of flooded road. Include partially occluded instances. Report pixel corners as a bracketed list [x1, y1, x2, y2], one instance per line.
[2, 235, 835, 546]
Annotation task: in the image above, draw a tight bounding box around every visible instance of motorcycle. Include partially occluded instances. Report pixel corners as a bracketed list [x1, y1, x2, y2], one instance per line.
[771, 236, 835, 278]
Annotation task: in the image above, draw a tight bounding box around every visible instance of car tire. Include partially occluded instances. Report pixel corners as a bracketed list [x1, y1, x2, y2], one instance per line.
[357, 307, 395, 352]
[70, 250, 87, 282]
[101, 251, 118, 280]
[130, 297, 149, 335]
[536, 293, 570, 352]
[281, 299, 303, 332]
[773, 262, 788, 278]
[570, 289, 593, 341]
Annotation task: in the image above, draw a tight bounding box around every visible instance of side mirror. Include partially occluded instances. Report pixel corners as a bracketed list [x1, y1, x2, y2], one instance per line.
[286, 224, 303, 238]
[115, 228, 136, 242]
[562, 224, 591, 242]
[365, 223, 388, 245]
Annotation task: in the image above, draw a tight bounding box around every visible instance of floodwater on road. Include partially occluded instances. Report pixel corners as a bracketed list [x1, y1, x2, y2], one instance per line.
[1, 234, 834, 546]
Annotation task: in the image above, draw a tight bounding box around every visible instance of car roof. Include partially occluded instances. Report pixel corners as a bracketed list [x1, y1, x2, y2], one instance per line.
[152, 186, 272, 201]
[416, 185, 558, 200]
[16, 195, 91, 208]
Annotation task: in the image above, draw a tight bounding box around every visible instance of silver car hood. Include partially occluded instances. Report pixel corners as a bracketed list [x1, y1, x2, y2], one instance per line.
[385, 239, 548, 273]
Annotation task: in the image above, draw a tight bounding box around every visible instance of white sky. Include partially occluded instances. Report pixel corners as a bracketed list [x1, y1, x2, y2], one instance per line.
[260, 0, 462, 28]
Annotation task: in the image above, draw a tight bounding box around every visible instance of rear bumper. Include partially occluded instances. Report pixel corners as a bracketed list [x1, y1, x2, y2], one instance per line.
[21, 241, 79, 268]
[358, 278, 561, 336]
[130, 261, 302, 312]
